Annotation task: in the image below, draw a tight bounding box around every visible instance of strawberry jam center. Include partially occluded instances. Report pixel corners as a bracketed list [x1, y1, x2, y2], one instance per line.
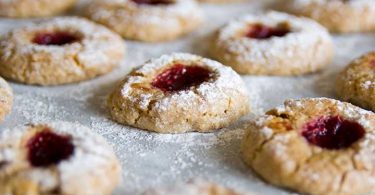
[370, 60, 375, 68]
[131, 0, 173, 5]
[152, 64, 213, 92]
[302, 116, 365, 150]
[27, 129, 74, 167]
[246, 24, 290, 39]
[33, 32, 81, 46]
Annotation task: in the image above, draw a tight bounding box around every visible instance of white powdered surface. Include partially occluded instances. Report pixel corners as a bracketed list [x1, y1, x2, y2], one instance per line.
[0, 1, 375, 194]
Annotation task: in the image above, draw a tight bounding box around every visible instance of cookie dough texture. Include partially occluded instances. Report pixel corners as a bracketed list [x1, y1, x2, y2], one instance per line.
[210, 12, 334, 75]
[0, 122, 121, 195]
[0, 77, 12, 122]
[0, 0, 78, 18]
[85, 0, 204, 42]
[241, 98, 375, 195]
[336, 52, 375, 111]
[144, 180, 248, 195]
[108, 53, 250, 133]
[280, 0, 375, 33]
[0, 17, 125, 86]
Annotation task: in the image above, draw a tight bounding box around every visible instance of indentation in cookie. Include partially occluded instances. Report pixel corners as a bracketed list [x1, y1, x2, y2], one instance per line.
[370, 60, 375, 67]
[131, 0, 174, 5]
[32, 32, 81, 46]
[152, 64, 213, 92]
[245, 23, 290, 39]
[301, 116, 365, 150]
[27, 129, 74, 167]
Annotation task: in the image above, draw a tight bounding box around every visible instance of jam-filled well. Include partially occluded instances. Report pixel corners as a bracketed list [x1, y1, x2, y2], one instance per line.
[152, 64, 213, 92]
[33, 32, 81, 46]
[301, 116, 365, 150]
[245, 23, 290, 39]
[27, 129, 74, 167]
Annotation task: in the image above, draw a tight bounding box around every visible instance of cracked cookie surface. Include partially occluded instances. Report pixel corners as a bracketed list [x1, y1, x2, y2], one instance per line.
[107, 53, 250, 133]
[144, 180, 249, 195]
[84, 0, 204, 42]
[241, 98, 375, 195]
[0, 17, 125, 86]
[0, 77, 12, 122]
[210, 12, 334, 75]
[0, 0, 78, 18]
[336, 51, 375, 111]
[0, 121, 121, 195]
[279, 0, 375, 33]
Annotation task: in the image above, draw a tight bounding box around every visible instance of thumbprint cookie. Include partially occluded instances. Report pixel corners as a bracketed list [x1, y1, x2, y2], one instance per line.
[0, 122, 121, 195]
[0, 17, 125, 86]
[280, 0, 375, 33]
[241, 98, 375, 195]
[108, 53, 249, 133]
[0, 77, 12, 122]
[210, 12, 334, 75]
[85, 0, 204, 42]
[336, 52, 375, 111]
[0, 0, 78, 18]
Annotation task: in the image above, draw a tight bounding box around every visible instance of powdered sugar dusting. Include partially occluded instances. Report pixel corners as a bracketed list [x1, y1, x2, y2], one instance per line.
[119, 53, 248, 113]
[0, 16, 124, 72]
[87, 0, 203, 30]
[0, 0, 374, 194]
[215, 11, 332, 72]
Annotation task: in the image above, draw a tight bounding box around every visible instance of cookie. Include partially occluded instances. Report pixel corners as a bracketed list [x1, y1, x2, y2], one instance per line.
[210, 11, 334, 75]
[280, 0, 375, 33]
[85, 0, 204, 42]
[0, 0, 78, 18]
[336, 52, 375, 111]
[0, 17, 125, 86]
[241, 98, 375, 195]
[0, 77, 13, 122]
[144, 180, 248, 195]
[0, 122, 121, 195]
[108, 53, 249, 133]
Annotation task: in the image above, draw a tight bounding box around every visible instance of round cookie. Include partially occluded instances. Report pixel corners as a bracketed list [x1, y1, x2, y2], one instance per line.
[280, 0, 375, 33]
[0, 0, 78, 18]
[0, 122, 121, 195]
[336, 52, 375, 111]
[241, 98, 375, 195]
[144, 180, 248, 195]
[0, 17, 125, 86]
[85, 0, 204, 42]
[0, 77, 13, 122]
[108, 53, 249, 133]
[210, 11, 334, 75]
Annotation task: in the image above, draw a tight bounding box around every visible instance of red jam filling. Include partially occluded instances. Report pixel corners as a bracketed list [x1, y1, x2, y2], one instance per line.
[370, 60, 375, 68]
[301, 116, 365, 150]
[151, 64, 213, 92]
[32, 32, 81, 46]
[246, 24, 290, 39]
[27, 129, 74, 167]
[131, 0, 173, 5]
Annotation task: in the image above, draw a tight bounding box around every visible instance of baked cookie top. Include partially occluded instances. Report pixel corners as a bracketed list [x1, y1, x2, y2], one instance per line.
[0, 121, 121, 195]
[241, 98, 375, 195]
[336, 51, 375, 111]
[0, 77, 13, 122]
[108, 53, 249, 133]
[211, 11, 333, 75]
[85, 0, 203, 42]
[0, 17, 125, 85]
[280, 0, 375, 33]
